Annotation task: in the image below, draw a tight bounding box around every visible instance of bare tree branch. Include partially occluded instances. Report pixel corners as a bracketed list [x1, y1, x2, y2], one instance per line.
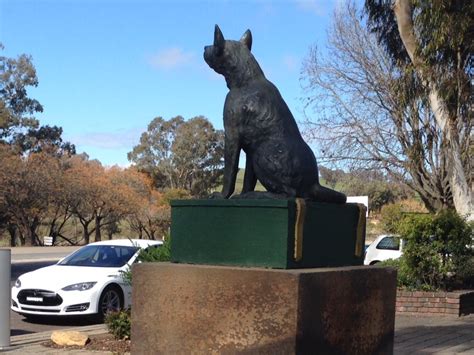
[301, 1, 453, 212]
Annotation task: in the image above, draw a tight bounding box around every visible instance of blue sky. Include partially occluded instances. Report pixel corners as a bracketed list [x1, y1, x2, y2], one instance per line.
[1, 0, 336, 166]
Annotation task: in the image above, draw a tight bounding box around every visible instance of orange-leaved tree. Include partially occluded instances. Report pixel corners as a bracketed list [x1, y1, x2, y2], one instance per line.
[0, 148, 62, 245]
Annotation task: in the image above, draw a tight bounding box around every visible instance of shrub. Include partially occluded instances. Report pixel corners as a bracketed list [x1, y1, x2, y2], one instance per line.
[379, 258, 418, 290]
[396, 198, 427, 214]
[136, 234, 171, 263]
[105, 309, 131, 340]
[112, 237, 172, 340]
[380, 203, 405, 234]
[395, 210, 473, 290]
[121, 234, 172, 285]
[455, 256, 474, 288]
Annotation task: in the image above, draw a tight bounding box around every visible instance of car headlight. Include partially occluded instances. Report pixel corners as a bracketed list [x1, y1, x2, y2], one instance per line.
[62, 282, 97, 291]
[15, 279, 21, 288]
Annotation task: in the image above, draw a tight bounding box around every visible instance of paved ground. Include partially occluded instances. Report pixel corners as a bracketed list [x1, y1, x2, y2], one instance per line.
[395, 314, 474, 354]
[2, 314, 473, 354]
[5, 324, 110, 354]
[4, 247, 474, 353]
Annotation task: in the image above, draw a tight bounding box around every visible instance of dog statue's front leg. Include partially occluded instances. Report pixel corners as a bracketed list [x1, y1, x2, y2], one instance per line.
[241, 154, 257, 193]
[210, 126, 240, 199]
[220, 132, 240, 198]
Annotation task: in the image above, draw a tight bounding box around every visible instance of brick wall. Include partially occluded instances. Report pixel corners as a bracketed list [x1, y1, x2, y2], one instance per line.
[396, 290, 474, 316]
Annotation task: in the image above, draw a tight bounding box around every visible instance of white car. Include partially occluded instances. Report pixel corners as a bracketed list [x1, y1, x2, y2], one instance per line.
[11, 239, 162, 318]
[364, 234, 404, 265]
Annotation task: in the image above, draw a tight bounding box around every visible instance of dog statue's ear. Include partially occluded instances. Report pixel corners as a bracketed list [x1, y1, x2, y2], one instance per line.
[240, 29, 252, 51]
[214, 25, 225, 56]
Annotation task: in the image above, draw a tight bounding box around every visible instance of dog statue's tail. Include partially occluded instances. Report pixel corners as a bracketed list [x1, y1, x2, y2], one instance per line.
[310, 184, 347, 204]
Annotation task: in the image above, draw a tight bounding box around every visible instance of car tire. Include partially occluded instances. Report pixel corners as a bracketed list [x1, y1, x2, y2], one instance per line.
[98, 284, 124, 318]
[369, 261, 379, 265]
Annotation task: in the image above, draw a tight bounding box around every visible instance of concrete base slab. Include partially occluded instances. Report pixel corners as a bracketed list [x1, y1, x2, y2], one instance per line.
[132, 263, 396, 354]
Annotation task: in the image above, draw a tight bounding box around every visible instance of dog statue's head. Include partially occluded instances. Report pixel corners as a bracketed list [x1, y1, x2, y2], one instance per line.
[204, 25, 253, 78]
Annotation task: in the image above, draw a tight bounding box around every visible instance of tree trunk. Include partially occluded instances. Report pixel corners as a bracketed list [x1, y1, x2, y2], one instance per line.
[17, 231, 25, 246]
[23, 227, 35, 246]
[7, 225, 16, 247]
[20, 216, 38, 246]
[81, 221, 91, 245]
[95, 215, 102, 242]
[393, 0, 473, 220]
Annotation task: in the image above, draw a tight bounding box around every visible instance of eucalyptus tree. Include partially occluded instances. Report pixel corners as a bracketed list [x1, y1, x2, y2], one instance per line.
[128, 115, 224, 197]
[0, 44, 42, 140]
[365, 0, 473, 218]
[302, 1, 472, 217]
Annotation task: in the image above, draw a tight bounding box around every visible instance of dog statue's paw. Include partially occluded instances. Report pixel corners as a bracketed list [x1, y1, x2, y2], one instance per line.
[209, 191, 224, 199]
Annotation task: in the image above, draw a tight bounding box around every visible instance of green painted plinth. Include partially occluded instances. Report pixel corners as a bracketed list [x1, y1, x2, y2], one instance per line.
[171, 199, 366, 269]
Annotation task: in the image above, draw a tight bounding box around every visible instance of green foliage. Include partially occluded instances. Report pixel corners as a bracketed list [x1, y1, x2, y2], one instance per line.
[393, 210, 473, 290]
[454, 255, 474, 289]
[105, 309, 131, 340]
[318, 166, 345, 188]
[162, 188, 192, 205]
[380, 203, 405, 234]
[12, 125, 75, 156]
[112, 237, 172, 340]
[121, 235, 172, 285]
[214, 169, 266, 195]
[0, 44, 42, 140]
[128, 116, 224, 197]
[379, 258, 417, 290]
[328, 168, 410, 212]
[137, 235, 171, 263]
[412, 0, 472, 111]
[0, 46, 73, 158]
[364, 0, 472, 216]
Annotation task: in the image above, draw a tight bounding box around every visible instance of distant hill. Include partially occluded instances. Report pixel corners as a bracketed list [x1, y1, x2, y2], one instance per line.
[214, 169, 266, 194]
[214, 169, 335, 195]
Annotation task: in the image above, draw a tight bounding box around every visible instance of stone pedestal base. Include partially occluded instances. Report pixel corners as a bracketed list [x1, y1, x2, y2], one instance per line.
[132, 263, 396, 354]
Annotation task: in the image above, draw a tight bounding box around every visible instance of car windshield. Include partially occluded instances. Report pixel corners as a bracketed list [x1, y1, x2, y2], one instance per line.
[58, 245, 139, 267]
[376, 236, 400, 251]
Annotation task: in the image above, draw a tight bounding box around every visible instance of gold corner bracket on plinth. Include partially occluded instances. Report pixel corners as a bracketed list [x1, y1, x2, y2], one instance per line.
[354, 203, 367, 258]
[294, 198, 306, 262]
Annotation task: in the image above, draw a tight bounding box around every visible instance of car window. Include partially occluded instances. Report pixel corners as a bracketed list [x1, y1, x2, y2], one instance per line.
[58, 245, 139, 267]
[376, 236, 400, 251]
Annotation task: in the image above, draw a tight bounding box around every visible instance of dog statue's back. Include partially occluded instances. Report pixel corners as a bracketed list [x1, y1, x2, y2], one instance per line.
[204, 25, 346, 204]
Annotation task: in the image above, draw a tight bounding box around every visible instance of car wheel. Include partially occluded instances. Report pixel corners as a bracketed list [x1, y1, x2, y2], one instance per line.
[98, 285, 123, 318]
[370, 261, 379, 265]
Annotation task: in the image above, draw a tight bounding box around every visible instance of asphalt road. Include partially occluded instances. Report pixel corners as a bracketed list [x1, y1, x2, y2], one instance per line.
[10, 261, 102, 336]
[10, 246, 80, 263]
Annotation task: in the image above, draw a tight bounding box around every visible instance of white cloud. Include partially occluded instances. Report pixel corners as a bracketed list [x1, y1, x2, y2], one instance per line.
[67, 128, 142, 150]
[282, 54, 298, 71]
[147, 47, 195, 71]
[294, 0, 329, 16]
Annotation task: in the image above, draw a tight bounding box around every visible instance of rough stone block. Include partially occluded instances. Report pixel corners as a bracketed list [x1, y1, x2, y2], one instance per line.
[132, 263, 396, 354]
[51, 331, 89, 347]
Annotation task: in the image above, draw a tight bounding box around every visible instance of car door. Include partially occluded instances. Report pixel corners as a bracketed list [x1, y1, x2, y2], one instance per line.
[375, 236, 402, 261]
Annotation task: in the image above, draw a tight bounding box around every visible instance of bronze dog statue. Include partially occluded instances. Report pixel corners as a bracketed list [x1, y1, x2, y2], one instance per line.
[204, 25, 346, 203]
